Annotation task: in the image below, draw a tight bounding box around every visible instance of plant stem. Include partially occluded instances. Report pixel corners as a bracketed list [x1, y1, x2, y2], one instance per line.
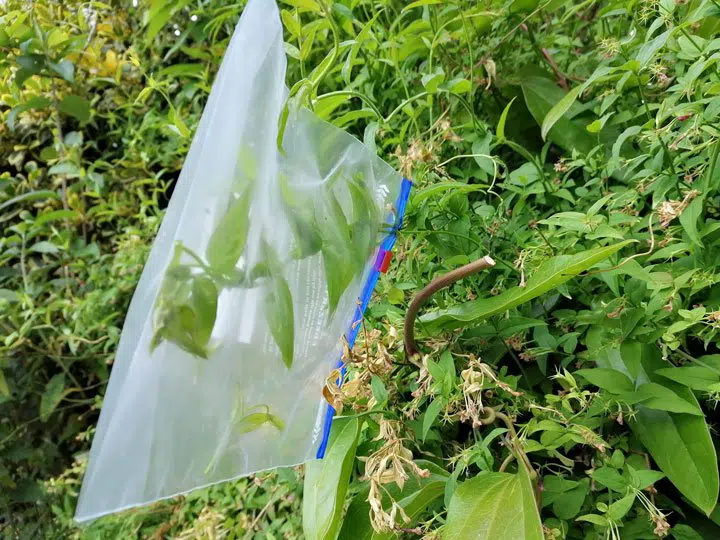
[403, 256, 496, 359]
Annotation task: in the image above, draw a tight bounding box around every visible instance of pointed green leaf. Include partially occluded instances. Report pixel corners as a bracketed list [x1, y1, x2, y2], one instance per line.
[264, 270, 294, 369]
[622, 382, 703, 416]
[236, 406, 285, 435]
[637, 29, 672, 67]
[654, 366, 720, 390]
[319, 190, 355, 315]
[206, 189, 252, 274]
[303, 418, 361, 540]
[679, 195, 705, 247]
[40, 373, 66, 422]
[48, 59, 74, 83]
[496, 97, 516, 141]
[421, 241, 633, 333]
[521, 76, 596, 154]
[575, 368, 634, 394]
[606, 493, 635, 521]
[422, 68, 445, 94]
[444, 466, 543, 540]
[190, 276, 218, 347]
[541, 66, 614, 139]
[422, 398, 444, 442]
[541, 86, 582, 140]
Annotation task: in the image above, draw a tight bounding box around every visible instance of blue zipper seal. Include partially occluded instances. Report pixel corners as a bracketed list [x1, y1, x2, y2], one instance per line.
[316, 177, 412, 459]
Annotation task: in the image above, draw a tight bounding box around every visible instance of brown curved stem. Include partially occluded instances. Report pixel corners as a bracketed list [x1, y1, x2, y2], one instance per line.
[403, 255, 496, 360]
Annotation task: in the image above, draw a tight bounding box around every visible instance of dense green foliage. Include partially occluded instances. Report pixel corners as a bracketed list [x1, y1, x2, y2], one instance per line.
[2, 0, 720, 538]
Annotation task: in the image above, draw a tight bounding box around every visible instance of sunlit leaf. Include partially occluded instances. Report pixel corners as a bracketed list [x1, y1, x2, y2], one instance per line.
[303, 418, 361, 540]
[444, 465, 543, 539]
[421, 241, 634, 333]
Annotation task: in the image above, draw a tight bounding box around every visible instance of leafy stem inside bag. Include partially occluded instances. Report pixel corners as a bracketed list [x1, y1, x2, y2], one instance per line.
[150, 170, 385, 367]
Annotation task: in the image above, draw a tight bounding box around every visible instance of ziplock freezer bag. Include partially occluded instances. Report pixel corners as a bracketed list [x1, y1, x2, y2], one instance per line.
[75, 0, 408, 522]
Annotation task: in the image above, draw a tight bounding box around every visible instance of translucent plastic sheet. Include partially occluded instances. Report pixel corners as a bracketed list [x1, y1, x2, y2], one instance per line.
[75, 0, 403, 522]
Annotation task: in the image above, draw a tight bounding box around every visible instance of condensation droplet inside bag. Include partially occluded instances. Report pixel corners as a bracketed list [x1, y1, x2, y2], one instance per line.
[74, 0, 405, 522]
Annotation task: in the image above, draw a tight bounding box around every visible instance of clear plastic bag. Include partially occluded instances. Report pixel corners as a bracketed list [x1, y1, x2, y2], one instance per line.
[75, 0, 405, 522]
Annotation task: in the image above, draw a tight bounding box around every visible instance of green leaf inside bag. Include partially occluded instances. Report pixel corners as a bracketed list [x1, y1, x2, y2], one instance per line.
[206, 188, 252, 275]
[318, 188, 355, 316]
[262, 241, 295, 369]
[265, 272, 294, 369]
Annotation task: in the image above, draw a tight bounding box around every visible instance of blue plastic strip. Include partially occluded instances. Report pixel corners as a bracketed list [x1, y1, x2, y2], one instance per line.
[316, 177, 412, 459]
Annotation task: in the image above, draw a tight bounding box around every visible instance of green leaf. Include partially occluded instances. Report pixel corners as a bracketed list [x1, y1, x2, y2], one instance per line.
[520, 76, 596, 154]
[550, 481, 589, 519]
[541, 66, 614, 139]
[421, 241, 633, 333]
[631, 469, 665, 490]
[422, 398, 444, 442]
[206, 189, 252, 274]
[606, 493, 635, 521]
[348, 176, 379, 271]
[0, 289, 20, 303]
[637, 29, 672, 67]
[679, 195, 705, 247]
[370, 375, 389, 407]
[40, 374, 66, 422]
[655, 366, 720, 391]
[303, 418, 361, 540]
[280, 0, 321, 11]
[443, 467, 543, 540]
[591, 466, 628, 493]
[589, 336, 719, 515]
[264, 269, 294, 369]
[496, 97, 516, 141]
[448, 78, 472, 94]
[411, 181, 489, 206]
[318, 189, 354, 315]
[422, 68, 445, 94]
[190, 276, 218, 347]
[0, 190, 59, 212]
[47, 59, 74, 83]
[0, 369, 9, 397]
[35, 209, 79, 226]
[48, 162, 80, 177]
[575, 368, 634, 394]
[236, 405, 285, 435]
[59, 95, 90, 123]
[30, 241, 60, 254]
[671, 524, 704, 540]
[373, 481, 445, 540]
[280, 175, 322, 259]
[541, 86, 582, 141]
[146, 0, 193, 39]
[622, 382, 703, 416]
